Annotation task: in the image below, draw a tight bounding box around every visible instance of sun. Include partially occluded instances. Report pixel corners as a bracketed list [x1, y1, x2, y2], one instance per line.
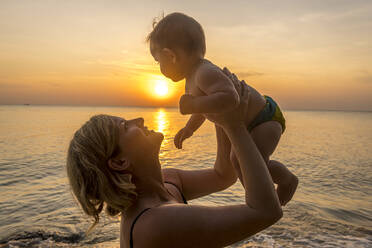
[154, 80, 169, 97]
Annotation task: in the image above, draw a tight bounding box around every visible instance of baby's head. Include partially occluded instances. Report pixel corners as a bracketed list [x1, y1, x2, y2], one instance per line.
[147, 12, 206, 81]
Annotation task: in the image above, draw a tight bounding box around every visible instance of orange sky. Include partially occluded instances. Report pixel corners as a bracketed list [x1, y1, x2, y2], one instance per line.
[0, 0, 371, 110]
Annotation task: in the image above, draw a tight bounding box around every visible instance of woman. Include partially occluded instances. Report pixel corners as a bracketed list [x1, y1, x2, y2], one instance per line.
[66, 73, 283, 247]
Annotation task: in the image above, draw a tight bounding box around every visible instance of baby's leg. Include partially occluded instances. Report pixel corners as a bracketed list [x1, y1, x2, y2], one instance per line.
[229, 121, 281, 187]
[230, 150, 288, 186]
[268, 160, 298, 206]
[250, 121, 281, 163]
[250, 121, 298, 205]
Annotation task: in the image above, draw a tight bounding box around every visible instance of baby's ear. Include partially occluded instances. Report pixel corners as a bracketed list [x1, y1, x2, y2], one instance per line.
[162, 48, 176, 63]
[108, 157, 131, 172]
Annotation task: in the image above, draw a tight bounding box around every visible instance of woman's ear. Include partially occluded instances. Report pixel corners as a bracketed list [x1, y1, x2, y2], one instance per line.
[108, 157, 131, 172]
[162, 48, 176, 64]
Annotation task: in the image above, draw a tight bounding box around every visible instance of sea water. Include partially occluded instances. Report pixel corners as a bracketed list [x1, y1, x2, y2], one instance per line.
[0, 105, 371, 247]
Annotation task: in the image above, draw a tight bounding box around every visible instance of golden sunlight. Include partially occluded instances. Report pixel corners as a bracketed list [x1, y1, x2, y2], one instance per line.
[155, 109, 170, 155]
[143, 74, 179, 104]
[155, 109, 168, 133]
[154, 80, 169, 97]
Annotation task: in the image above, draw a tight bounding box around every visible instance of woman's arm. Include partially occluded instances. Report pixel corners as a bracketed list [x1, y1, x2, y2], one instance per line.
[224, 122, 281, 213]
[141, 124, 282, 248]
[163, 124, 237, 200]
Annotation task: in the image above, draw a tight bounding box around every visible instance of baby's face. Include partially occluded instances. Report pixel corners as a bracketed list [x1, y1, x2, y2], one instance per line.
[151, 44, 185, 82]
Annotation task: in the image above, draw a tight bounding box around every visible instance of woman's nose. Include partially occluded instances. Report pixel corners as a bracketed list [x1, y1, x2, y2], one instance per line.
[134, 118, 144, 127]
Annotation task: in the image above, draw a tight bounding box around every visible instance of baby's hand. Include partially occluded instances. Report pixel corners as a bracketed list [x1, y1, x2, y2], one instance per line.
[174, 127, 194, 149]
[179, 94, 195, 115]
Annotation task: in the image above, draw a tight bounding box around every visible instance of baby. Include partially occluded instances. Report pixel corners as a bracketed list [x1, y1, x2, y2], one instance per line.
[147, 12, 298, 205]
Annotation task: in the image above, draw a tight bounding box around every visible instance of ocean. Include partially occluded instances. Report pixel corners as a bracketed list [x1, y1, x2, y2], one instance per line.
[0, 105, 371, 247]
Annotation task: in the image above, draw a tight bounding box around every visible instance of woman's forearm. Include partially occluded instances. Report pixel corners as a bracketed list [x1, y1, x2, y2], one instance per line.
[223, 124, 281, 214]
[213, 125, 238, 188]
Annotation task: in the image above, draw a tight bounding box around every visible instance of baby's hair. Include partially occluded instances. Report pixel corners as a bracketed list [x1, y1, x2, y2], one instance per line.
[147, 12, 206, 57]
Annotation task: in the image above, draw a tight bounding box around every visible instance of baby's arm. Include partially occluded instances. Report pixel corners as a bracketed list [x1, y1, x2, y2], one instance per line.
[180, 67, 240, 115]
[174, 114, 206, 149]
[185, 113, 206, 132]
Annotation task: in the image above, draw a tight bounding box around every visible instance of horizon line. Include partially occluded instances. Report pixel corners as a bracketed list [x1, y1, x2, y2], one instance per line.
[0, 103, 371, 113]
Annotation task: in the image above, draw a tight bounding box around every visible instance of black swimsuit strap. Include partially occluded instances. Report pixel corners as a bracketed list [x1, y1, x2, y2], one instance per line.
[164, 181, 188, 204]
[130, 207, 151, 248]
[129, 182, 187, 247]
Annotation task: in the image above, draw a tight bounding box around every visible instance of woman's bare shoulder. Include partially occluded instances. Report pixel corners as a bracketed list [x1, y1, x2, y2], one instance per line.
[132, 202, 273, 248]
[162, 168, 183, 189]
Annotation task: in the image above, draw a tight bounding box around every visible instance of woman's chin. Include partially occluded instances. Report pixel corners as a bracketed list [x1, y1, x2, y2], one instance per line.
[151, 132, 164, 154]
[155, 131, 164, 142]
[149, 131, 164, 146]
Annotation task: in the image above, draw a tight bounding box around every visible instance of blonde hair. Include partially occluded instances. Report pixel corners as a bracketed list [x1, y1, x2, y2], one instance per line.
[66, 114, 137, 235]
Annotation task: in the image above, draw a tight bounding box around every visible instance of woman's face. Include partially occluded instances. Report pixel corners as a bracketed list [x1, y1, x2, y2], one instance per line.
[114, 117, 164, 161]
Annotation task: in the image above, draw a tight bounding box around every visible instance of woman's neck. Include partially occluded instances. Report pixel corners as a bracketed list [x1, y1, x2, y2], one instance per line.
[131, 160, 173, 206]
[136, 178, 170, 203]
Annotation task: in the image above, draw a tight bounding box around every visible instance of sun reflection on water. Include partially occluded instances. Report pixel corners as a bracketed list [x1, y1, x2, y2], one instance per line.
[155, 109, 168, 134]
[155, 109, 170, 158]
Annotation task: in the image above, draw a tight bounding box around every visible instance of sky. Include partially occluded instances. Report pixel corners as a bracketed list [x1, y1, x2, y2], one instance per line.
[0, 0, 371, 110]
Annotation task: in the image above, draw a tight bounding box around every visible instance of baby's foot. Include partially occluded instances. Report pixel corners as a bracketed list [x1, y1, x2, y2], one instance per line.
[277, 174, 298, 206]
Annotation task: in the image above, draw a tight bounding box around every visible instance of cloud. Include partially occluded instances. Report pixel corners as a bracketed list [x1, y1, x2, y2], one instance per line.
[45, 82, 61, 87]
[299, 6, 372, 23]
[83, 58, 158, 76]
[0, 82, 31, 88]
[357, 73, 372, 84]
[237, 71, 264, 78]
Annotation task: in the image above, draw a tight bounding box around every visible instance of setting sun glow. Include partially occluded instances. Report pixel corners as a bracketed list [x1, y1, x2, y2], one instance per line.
[154, 80, 169, 97]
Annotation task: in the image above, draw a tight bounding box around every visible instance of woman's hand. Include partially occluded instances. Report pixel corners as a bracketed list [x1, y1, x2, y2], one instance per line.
[205, 68, 250, 129]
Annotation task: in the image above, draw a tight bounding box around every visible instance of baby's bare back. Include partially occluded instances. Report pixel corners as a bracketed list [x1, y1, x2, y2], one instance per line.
[186, 59, 266, 126]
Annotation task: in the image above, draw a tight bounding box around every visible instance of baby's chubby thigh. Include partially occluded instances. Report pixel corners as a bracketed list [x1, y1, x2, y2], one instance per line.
[250, 121, 282, 163]
[229, 121, 281, 187]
